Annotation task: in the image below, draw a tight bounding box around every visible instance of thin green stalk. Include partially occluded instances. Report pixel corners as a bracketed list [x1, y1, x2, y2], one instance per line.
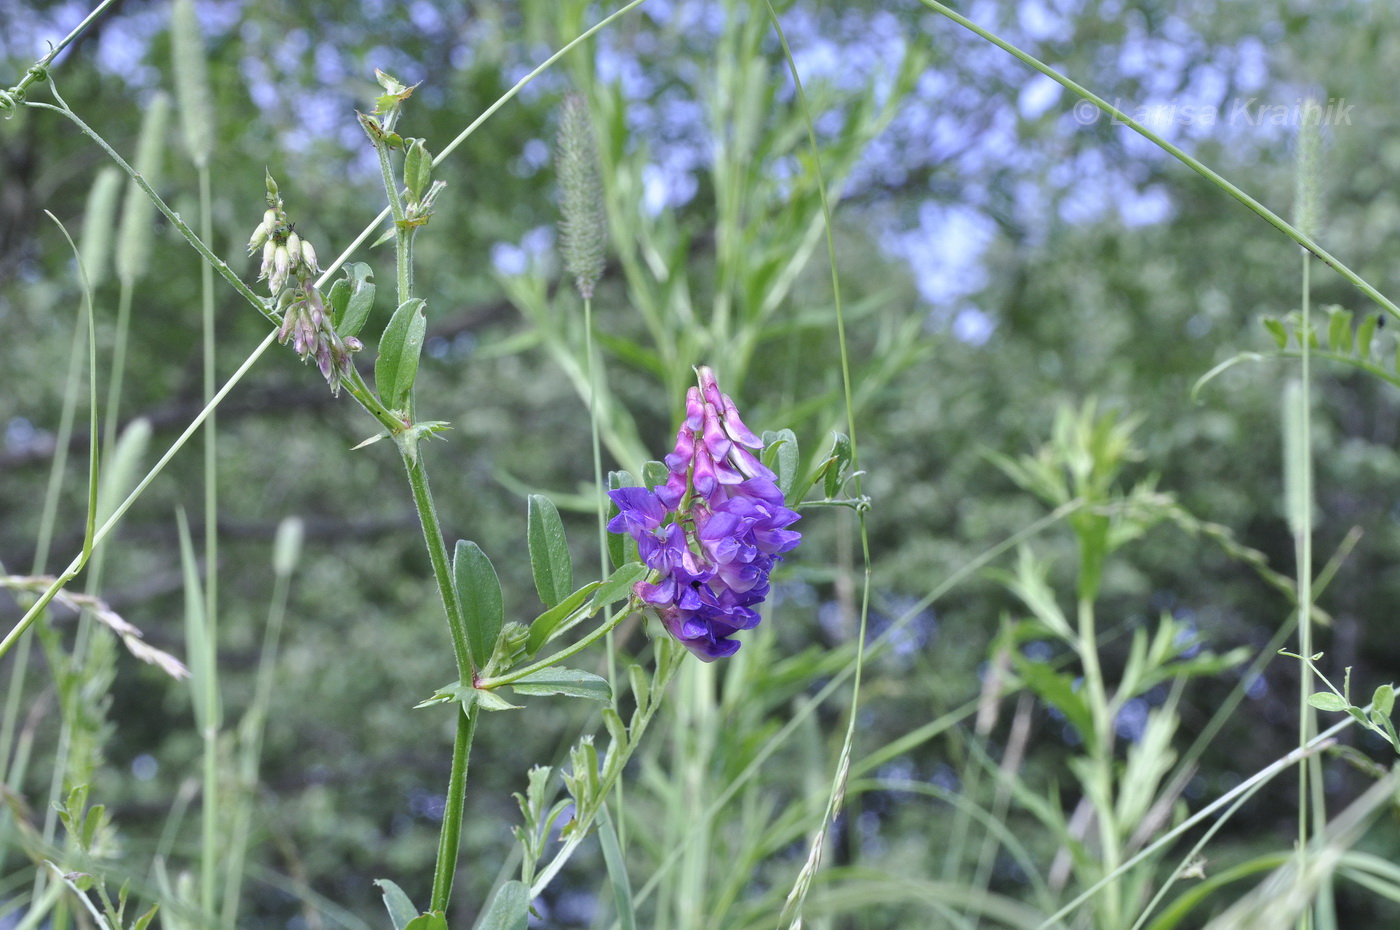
[583, 293, 625, 849]
[195, 162, 224, 926]
[400, 444, 478, 917]
[766, 8, 875, 927]
[429, 706, 478, 914]
[1296, 251, 1314, 898]
[0, 0, 121, 109]
[915, 0, 1400, 324]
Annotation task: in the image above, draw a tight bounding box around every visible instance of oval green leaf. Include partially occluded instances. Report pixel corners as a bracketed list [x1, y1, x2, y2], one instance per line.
[375, 297, 426, 410]
[454, 540, 503, 672]
[1306, 692, 1349, 713]
[528, 494, 573, 608]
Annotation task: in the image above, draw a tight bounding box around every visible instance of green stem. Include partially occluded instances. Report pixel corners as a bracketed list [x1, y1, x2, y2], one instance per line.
[400, 442, 479, 918]
[476, 608, 627, 690]
[400, 447, 472, 679]
[429, 705, 478, 913]
[0, 0, 121, 109]
[916, 0, 1400, 323]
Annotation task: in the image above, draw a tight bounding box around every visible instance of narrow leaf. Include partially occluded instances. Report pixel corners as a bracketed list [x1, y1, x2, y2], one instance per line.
[1356, 314, 1379, 357]
[454, 540, 503, 672]
[526, 582, 600, 656]
[528, 494, 573, 607]
[762, 429, 799, 505]
[598, 807, 637, 930]
[375, 297, 427, 410]
[509, 667, 612, 702]
[592, 562, 648, 613]
[478, 881, 530, 930]
[824, 432, 853, 499]
[404, 139, 433, 202]
[1262, 316, 1289, 349]
[375, 879, 417, 930]
[1326, 306, 1352, 354]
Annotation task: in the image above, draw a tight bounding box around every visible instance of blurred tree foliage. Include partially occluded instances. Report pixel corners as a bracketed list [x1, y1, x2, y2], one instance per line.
[3, 0, 1399, 925]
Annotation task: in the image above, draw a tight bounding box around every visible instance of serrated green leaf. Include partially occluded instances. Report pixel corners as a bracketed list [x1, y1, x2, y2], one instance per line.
[403, 912, 447, 930]
[509, 667, 612, 702]
[526, 582, 600, 656]
[454, 540, 503, 673]
[1373, 684, 1395, 716]
[528, 495, 573, 608]
[375, 297, 426, 410]
[478, 881, 530, 930]
[375, 879, 418, 930]
[1262, 316, 1289, 349]
[475, 690, 521, 712]
[598, 807, 637, 930]
[1308, 692, 1349, 712]
[762, 429, 799, 505]
[592, 562, 648, 613]
[404, 139, 433, 202]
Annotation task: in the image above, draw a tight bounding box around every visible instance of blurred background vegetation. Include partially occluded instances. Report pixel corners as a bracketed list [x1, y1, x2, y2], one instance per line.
[2, 0, 1399, 926]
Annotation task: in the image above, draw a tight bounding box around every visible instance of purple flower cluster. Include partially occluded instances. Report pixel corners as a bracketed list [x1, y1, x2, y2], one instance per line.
[608, 367, 800, 661]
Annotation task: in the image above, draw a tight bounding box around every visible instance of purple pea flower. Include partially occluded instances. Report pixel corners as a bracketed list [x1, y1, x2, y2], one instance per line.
[608, 366, 800, 661]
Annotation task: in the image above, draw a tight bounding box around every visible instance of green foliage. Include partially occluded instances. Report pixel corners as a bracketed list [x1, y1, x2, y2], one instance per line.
[453, 540, 504, 673]
[376, 298, 427, 412]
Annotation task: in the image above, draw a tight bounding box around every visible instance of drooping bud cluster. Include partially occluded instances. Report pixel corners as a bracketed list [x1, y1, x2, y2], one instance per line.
[608, 367, 801, 660]
[248, 173, 359, 395]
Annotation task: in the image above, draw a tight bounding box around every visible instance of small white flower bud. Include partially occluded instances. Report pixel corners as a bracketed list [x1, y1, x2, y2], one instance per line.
[263, 208, 278, 237]
[299, 239, 319, 274]
[285, 231, 302, 271]
[260, 238, 276, 280]
[247, 222, 268, 255]
[271, 244, 290, 293]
